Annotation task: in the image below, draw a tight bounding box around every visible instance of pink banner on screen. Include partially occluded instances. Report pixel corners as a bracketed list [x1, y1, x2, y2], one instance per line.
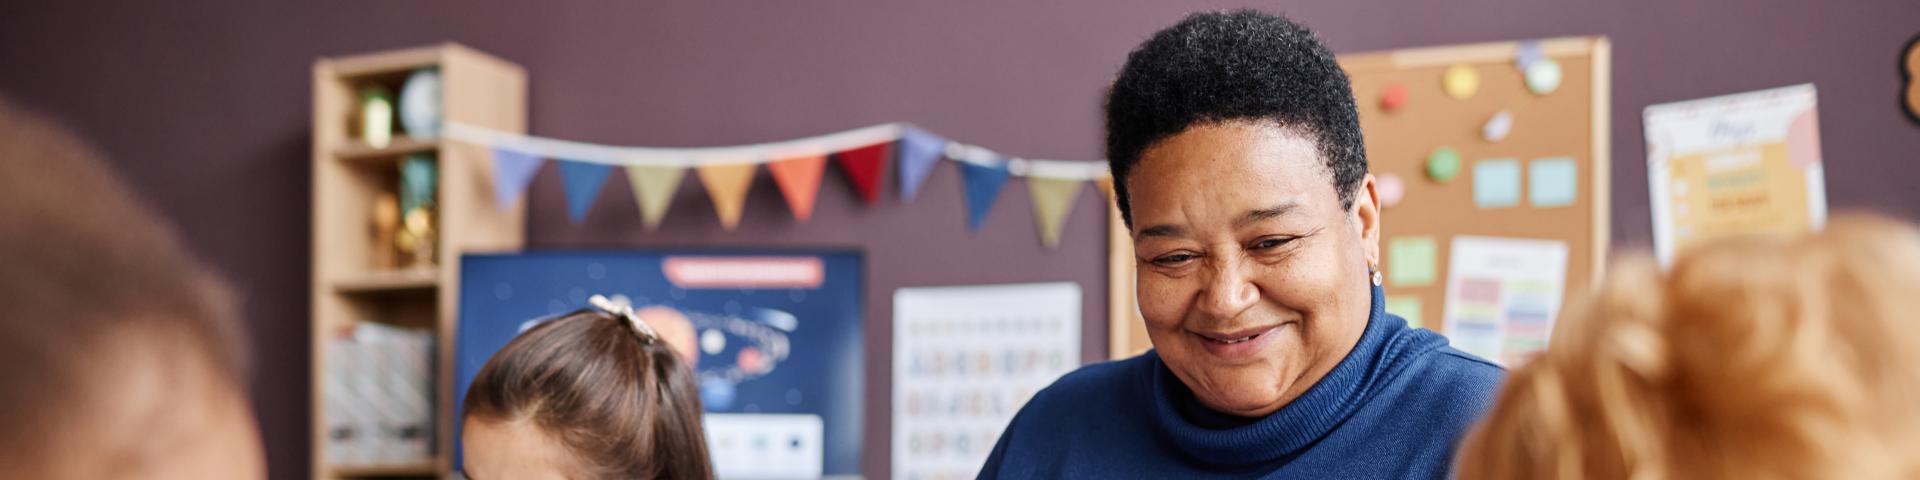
[663, 256, 825, 289]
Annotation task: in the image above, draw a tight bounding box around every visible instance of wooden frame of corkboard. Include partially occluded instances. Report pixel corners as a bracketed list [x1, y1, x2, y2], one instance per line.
[1108, 37, 1611, 359]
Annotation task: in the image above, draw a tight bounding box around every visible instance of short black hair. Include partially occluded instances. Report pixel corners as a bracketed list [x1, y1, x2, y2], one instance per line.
[1105, 10, 1367, 227]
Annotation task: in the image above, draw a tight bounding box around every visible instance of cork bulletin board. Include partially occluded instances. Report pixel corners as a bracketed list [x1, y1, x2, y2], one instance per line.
[1109, 37, 1611, 359]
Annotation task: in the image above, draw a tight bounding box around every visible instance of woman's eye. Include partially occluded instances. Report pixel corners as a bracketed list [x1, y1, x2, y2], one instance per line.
[1251, 237, 1294, 250]
[1152, 253, 1197, 266]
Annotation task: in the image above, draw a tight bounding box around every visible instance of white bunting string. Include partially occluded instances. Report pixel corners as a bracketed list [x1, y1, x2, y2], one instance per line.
[442, 121, 1110, 181]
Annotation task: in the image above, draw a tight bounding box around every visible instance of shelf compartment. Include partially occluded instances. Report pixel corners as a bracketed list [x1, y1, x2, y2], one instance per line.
[327, 461, 439, 478]
[334, 136, 439, 164]
[332, 268, 439, 294]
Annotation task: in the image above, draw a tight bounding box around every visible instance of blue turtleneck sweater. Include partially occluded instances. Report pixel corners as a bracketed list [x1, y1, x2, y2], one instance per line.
[978, 286, 1504, 479]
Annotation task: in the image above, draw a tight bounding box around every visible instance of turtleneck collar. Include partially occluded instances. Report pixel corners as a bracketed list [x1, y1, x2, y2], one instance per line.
[1148, 284, 1438, 467]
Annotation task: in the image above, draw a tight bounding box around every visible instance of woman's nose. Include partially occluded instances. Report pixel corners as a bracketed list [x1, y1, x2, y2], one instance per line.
[1196, 255, 1260, 320]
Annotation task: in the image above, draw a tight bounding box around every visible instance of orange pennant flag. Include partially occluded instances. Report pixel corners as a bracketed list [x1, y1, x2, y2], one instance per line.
[767, 154, 828, 222]
[696, 161, 757, 231]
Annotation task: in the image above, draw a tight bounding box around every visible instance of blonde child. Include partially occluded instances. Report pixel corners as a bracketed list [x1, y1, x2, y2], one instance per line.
[1458, 214, 1920, 479]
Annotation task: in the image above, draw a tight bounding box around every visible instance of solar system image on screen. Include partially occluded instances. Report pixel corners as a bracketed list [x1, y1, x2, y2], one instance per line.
[454, 250, 863, 479]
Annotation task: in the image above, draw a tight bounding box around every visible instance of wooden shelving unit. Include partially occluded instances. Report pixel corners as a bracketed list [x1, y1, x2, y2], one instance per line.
[310, 43, 527, 480]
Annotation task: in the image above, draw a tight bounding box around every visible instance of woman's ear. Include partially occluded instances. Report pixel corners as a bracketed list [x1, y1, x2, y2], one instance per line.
[1353, 174, 1382, 267]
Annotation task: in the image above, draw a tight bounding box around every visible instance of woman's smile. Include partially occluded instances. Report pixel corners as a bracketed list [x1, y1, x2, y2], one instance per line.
[1191, 322, 1291, 360]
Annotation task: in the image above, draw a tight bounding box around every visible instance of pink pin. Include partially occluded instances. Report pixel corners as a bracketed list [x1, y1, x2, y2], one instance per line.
[1377, 173, 1406, 207]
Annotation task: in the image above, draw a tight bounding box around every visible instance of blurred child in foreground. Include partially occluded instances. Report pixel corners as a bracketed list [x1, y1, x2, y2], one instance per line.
[0, 98, 264, 478]
[1459, 214, 1920, 479]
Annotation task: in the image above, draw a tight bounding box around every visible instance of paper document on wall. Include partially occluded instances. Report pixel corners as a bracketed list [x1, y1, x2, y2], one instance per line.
[1644, 83, 1827, 266]
[1442, 236, 1568, 366]
[892, 283, 1081, 480]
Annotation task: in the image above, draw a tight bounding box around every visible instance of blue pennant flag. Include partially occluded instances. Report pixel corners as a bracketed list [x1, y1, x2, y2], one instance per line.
[558, 160, 614, 224]
[897, 125, 947, 202]
[490, 148, 545, 210]
[959, 160, 1011, 231]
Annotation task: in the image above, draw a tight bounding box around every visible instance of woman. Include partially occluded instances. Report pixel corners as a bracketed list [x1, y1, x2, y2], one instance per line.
[979, 11, 1503, 479]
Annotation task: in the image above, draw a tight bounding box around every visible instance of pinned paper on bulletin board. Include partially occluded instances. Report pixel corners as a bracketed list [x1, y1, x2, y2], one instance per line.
[1442, 236, 1568, 366]
[1644, 84, 1828, 266]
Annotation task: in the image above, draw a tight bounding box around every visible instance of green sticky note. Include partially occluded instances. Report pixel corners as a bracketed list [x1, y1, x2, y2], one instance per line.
[1529, 157, 1578, 207]
[1385, 296, 1424, 329]
[1388, 236, 1437, 286]
[1473, 158, 1521, 208]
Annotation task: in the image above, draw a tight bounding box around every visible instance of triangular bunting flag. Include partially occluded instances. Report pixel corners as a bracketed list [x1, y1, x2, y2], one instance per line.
[959, 160, 1011, 231]
[1028, 177, 1085, 248]
[834, 142, 890, 205]
[490, 147, 545, 210]
[558, 160, 614, 224]
[897, 126, 947, 202]
[768, 154, 828, 222]
[1093, 175, 1115, 204]
[697, 162, 757, 231]
[626, 165, 687, 230]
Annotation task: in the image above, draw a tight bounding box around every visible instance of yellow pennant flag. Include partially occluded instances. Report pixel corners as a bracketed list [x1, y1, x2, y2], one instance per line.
[1028, 177, 1085, 248]
[696, 161, 757, 231]
[1093, 175, 1115, 204]
[626, 165, 687, 230]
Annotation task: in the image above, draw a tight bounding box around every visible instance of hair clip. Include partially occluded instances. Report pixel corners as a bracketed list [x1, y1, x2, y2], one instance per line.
[589, 294, 659, 344]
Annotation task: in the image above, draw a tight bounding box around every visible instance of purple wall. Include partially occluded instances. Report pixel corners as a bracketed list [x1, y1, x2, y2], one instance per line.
[3, 1, 1917, 478]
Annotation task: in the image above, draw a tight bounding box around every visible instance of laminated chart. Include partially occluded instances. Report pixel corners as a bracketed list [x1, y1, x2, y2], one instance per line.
[893, 283, 1081, 480]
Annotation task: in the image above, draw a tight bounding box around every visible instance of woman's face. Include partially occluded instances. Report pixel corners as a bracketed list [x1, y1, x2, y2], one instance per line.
[1127, 121, 1380, 417]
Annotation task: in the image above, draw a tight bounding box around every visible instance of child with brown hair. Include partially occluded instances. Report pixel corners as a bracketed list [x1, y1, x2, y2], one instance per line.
[461, 295, 714, 480]
[1457, 214, 1920, 479]
[0, 98, 263, 478]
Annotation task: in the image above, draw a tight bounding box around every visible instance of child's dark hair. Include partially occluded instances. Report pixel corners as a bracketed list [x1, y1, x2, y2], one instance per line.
[463, 309, 714, 480]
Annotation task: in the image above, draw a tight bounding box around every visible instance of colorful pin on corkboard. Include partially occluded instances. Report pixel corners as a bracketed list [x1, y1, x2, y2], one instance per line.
[1381, 84, 1409, 113]
[1377, 173, 1406, 207]
[1526, 58, 1563, 95]
[1482, 111, 1514, 142]
[1426, 147, 1462, 182]
[1443, 64, 1480, 99]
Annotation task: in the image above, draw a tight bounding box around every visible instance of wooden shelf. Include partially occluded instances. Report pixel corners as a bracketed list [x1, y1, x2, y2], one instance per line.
[313, 43, 526, 480]
[328, 461, 439, 478]
[332, 268, 439, 294]
[334, 136, 438, 163]
[323, 44, 443, 79]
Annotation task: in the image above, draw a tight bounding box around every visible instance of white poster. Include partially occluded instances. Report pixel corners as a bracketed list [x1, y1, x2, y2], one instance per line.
[1644, 83, 1828, 266]
[1442, 236, 1569, 366]
[892, 283, 1081, 480]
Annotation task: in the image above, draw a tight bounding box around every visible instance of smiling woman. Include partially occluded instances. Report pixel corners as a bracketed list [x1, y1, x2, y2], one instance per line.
[1128, 122, 1374, 418]
[978, 10, 1504, 479]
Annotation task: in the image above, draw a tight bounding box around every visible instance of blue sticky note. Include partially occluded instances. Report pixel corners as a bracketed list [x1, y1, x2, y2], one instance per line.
[1529, 157, 1578, 207]
[1472, 158, 1521, 208]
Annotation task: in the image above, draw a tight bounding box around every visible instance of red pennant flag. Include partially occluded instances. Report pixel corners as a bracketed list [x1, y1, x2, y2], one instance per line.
[768, 154, 828, 221]
[834, 142, 891, 205]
